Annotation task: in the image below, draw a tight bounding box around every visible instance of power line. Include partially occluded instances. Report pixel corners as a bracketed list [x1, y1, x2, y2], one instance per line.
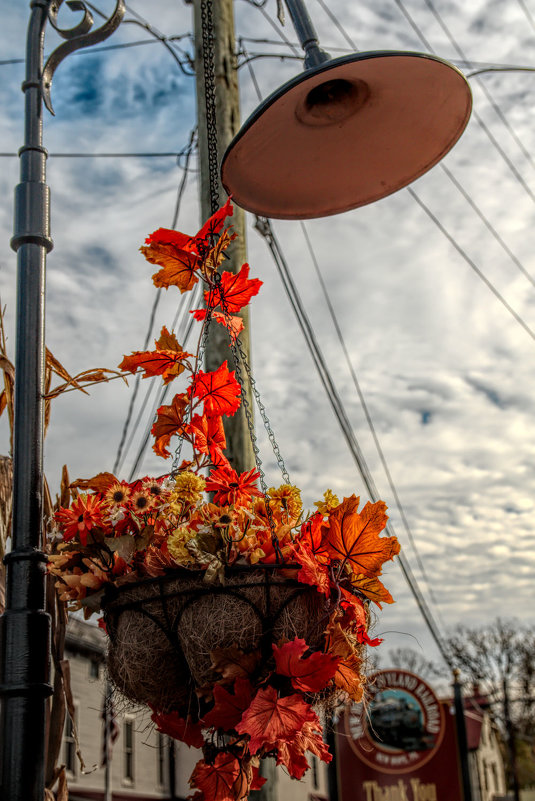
[515, 0, 535, 34]
[392, 0, 535, 204]
[299, 221, 446, 622]
[422, 0, 535, 172]
[407, 186, 535, 344]
[112, 128, 197, 475]
[254, 216, 453, 668]
[0, 35, 191, 67]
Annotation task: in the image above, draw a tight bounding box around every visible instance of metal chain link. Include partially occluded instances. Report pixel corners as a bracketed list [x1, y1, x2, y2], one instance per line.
[200, 0, 220, 216]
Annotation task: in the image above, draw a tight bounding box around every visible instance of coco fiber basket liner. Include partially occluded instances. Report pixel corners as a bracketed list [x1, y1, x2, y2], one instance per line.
[103, 564, 330, 712]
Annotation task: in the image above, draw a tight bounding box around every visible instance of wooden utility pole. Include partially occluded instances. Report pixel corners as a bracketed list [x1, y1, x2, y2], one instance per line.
[193, 0, 255, 475]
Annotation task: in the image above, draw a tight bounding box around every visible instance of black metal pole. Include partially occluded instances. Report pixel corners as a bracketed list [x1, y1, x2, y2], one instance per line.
[453, 669, 474, 801]
[283, 0, 331, 68]
[0, 2, 53, 799]
[0, 3, 125, 798]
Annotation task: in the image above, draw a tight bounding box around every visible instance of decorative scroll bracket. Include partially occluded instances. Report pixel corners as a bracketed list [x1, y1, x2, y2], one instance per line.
[42, 0, 126, 114]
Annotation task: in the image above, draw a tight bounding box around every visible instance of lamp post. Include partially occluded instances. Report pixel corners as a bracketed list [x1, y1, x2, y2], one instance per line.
[0, 3, 124, 799]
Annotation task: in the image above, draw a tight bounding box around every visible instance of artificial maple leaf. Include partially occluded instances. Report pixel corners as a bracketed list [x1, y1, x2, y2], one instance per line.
[250, 766, 266, 791]
[142, 242, 199, 293]
[273, 637, 339, 693]
[191, 309, 244, 341]
[356, 626, 383, 647]
[70, 472, 118, 493]
[349, 573, 395, 608]
[324, 620, 364, 702]
[207, 263, 262, 314]
[276, 718, 332, 779]
[325, 495, 399, 577]
[191, 362, 241, 418]
[119, 328, 192, 385]
[338, 587, 367, 628]
[151, 393, 189, 458]
[186, 413, 227, 464]
[150, 709, 205, 748]
[203, 678, 253, 730]
[142, 199, 234, 293]
[299, 513, 330, 564]
[289, 543, 330, 596]
[210, 645, 261, 683]
[236, 685, 317, 754]
[190, 752, 241, 801]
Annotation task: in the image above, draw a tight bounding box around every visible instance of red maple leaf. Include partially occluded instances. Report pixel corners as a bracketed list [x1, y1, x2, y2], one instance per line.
[289, 543, 330, 596]
[191, 309, 244, 341]
[299, 513, 330, 564]
[325, 495, 399, 577]
[203, 678, 253, 730]
[141, 200, 234, 294]
[151, 393, 189, 458]
[208, 263, 262, 314]
[150, 709, 204, 749]
[189, 751, 242, 801]
[235, 686, 317, 754]
[190, 362, 241, 418]
[186, 413, 229, 467]
[273, 637, 339, 693]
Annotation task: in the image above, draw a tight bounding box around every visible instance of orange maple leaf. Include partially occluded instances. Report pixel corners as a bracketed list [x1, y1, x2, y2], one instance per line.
[273, 637, 339, 693]
[70, 472, 118, 493]
[235, 686, 317, 754]
[191, 362, 241, 418]
[276, 719, 332, 779]
[142, 199, 234, 293]
[151, 393, 189, 458]
[324, 620, 364, 702]
[119, 326, 192, 384]
[299, 513, 330, 564]
[190, 752, 242, 801]
[349, 574, 395, 608]
[325, 495, 399, 578]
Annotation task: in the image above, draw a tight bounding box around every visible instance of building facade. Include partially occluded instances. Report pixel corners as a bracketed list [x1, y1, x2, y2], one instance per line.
[63, 618, 328, 801]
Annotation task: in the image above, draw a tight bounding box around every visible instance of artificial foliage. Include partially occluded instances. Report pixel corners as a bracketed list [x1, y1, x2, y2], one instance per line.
[48, 200, 400, 801]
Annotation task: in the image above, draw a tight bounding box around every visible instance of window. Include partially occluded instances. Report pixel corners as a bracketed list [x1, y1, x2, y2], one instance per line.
[89, 660, 100, 680]
[64, 708, 77, 776]
[124, 719, 135, 782]
[157, 733, 166, 787]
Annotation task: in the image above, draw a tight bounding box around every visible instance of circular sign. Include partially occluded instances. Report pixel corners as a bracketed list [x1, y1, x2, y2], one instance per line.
[345, 669, 445, 774]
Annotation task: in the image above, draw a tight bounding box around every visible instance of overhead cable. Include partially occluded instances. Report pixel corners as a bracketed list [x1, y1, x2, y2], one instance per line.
[113, 129, 196, 476]
[407, 186, 535, 344]
[300, 221, 446, 623]
[254, 216, 453, 668]
[392, 0, 535, 202]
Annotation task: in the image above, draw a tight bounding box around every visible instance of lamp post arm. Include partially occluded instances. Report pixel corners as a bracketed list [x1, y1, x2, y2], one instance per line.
[283, 0, 330, 68]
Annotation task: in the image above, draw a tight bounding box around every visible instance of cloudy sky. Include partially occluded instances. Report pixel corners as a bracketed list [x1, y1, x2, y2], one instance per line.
[1, 0, 535, 676]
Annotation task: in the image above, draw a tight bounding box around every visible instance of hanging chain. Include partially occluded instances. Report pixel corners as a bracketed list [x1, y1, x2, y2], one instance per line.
[200, 0, 220, 216]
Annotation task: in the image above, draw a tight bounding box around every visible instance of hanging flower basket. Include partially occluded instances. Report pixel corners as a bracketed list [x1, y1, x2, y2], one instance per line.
[103, 564, 328, 712]
[48, 200, 400, 801]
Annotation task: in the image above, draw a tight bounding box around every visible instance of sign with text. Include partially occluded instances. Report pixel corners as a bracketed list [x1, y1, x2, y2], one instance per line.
[337, 670, 463, 801]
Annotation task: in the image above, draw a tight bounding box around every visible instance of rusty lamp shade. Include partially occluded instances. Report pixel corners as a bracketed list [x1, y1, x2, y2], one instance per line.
[221, 51, 472, 220]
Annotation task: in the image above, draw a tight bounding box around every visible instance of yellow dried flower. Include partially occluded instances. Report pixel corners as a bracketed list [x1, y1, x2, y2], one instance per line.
[171, 471, 206, 507]
[314, 489, 340, 515]
[268, 484, 302, 520]
[167, 526, 196, 565]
